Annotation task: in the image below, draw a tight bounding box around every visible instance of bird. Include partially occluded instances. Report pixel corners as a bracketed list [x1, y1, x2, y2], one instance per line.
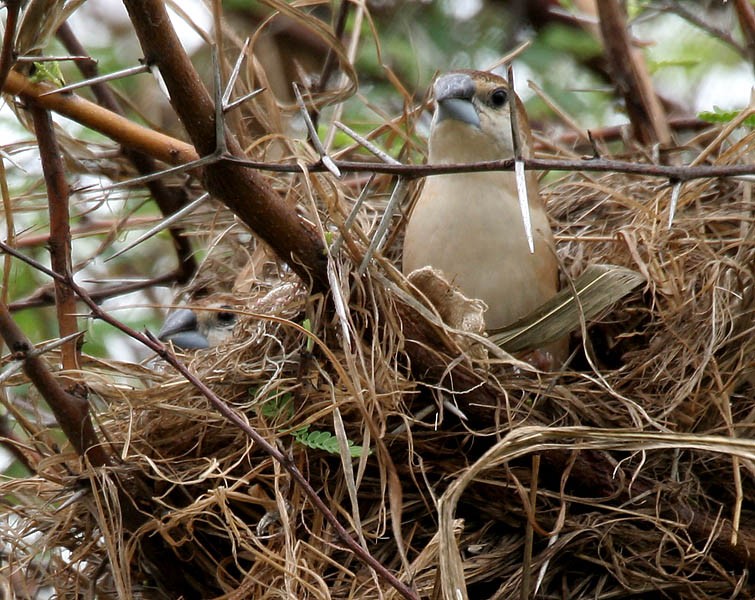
[157, 302, 238, 350]
[402, 70, 565, 362]
[156, 283, 304, 350]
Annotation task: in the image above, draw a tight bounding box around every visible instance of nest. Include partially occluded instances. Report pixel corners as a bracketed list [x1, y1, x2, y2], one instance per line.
[5, 124, 754, 598]
[1, 9, 754, 599]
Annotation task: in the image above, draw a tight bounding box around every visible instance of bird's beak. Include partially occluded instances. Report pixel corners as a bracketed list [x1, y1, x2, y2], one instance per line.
[433, 72, 480, 128]
[157, 308, 209, 349]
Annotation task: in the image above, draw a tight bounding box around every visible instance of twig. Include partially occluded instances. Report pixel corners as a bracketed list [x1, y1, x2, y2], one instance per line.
[597, 0, 671, 145]
[661, 0, 750, 62]
[0, 331, 84, 385]
[29, 103, 79, 371]
[0, 0, 22, 92]
[37, 63, 151, 97]
[547, 117, 709, 148]
[0, 299, 108, 466]
[225, 154, 755, 181]
[9, 271, 180, 311]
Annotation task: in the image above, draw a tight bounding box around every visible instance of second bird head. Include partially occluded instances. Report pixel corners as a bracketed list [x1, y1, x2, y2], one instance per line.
[157, 303, 238, 350]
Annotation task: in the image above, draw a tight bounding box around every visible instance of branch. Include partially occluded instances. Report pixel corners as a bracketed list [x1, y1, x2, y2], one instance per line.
[121, 0, 329, 290]
[29, 103, 80, 371]
[3, 70, 198, 165]
[735, 0, 755, 65]
[55, 23, 198, 284]
[597, 0, 671, 145]
[8, 271, 180, 311]
[0, 1, 22, 92]
[0, 300, 108, 466]
[227, 155, 755, 182]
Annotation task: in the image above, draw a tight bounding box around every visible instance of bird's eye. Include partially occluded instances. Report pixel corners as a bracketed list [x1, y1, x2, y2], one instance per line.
[216, 310, 236, 325]
[490, 88, 507, 108]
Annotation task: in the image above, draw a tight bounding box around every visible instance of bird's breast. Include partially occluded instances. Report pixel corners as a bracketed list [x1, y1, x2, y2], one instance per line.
[403, 172, 557, 329]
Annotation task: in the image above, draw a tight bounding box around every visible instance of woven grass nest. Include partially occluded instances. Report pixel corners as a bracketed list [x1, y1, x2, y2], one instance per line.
[2, 28, 754, 599]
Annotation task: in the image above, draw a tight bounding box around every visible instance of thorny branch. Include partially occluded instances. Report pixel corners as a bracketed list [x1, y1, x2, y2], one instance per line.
[55, 22, 198, 284]
[122, 0, 329, 290]
[0, 298, 107, 466]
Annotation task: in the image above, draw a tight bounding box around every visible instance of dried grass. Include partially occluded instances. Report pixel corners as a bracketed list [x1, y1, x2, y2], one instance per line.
[1, 6, 754, 600]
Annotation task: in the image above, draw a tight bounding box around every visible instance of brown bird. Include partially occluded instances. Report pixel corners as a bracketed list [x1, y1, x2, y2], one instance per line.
[403, 70, 563, 360]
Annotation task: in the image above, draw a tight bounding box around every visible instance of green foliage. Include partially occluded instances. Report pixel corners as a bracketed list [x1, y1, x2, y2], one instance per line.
[698, 107, 755, 128]
[538, 23, 602, 61]
[292, 425, 370, 458]
[301, 318, 314, 353]
[257, 391, 371, 458]
[258, 391, 295, 420]
[29, 61, 65, 86]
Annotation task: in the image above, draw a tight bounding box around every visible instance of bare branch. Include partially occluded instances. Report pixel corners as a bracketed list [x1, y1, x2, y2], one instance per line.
[597, 0, 671, 145]
[29, 103, 79, 371]
[0, 1, 22, 92]
[0, 300, 107, 466]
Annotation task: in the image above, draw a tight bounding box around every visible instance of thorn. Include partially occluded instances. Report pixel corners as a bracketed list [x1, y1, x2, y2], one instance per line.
[330, 174, 375, 256]
[507, 66, 535, 254]
[222, 38, 250, 108]
[292, 82, 341, 178]
[105, 193, 209, 262]
[38, 63, 150, 97]
[224, 87, 265, 113]
[358, 178, 406, 274]
[334, 121, 401, 165]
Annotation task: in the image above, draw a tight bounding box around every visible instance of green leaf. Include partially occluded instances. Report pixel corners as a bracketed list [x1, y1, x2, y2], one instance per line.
[698, 107, 755, 128]
[30, 61, 65, 86]
[301, 318, 314, 353]
[292, 426, 370, 458]
[258, 392, 294, 419]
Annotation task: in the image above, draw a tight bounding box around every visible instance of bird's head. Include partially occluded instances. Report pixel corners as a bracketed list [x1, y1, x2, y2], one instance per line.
[428, 70, 530, 164]
[157, 303, 238, 350]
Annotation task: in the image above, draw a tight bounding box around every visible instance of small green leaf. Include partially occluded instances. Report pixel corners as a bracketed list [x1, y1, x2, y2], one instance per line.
[698, 107, 755, 128]
[258, 392, 294, 419]
[301, 318, 314, 353]
[30, 62, 65, 87]
[292, 427, 370, 458]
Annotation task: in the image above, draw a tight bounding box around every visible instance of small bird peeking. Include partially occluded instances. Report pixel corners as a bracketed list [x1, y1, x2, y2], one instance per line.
[402, 70, 566, 364]
[156, 282, 305, 351]
[158, 303, 238, 350]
